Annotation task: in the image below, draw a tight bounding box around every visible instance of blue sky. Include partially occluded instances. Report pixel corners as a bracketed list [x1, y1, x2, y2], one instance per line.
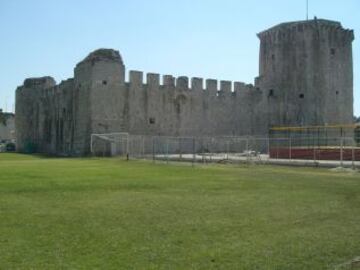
[0, 0, 359, 116]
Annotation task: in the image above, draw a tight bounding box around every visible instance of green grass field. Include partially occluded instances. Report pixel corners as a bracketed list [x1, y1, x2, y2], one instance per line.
[0, 154, 359, 269]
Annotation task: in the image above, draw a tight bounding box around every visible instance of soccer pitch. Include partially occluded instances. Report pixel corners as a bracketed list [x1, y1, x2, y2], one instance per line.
[0, 154, 359, 269]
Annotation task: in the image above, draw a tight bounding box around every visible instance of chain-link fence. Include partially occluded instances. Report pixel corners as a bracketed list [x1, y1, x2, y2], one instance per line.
[91, 133, 360, 168]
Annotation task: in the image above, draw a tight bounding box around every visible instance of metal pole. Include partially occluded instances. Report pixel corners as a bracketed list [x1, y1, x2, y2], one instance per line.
[226, 140, 229, 160]
[289, 136, 292, 160]
[179, 137, 182, 160]
[166, 138, 169, 164]
[192, 137, 196, 167]
[152, 137, 155, 163]
[142, 136, 145, 159]
[246, 137, 249, 164]
[306, 0, 309, 20]
[313, 140, 316, 164]
[90, 134, 93, 155]
[126, 135, 130, 160]
[202, 138, 206, 164]
[340, 137, 344, 167]
[352, 139, 355, 170]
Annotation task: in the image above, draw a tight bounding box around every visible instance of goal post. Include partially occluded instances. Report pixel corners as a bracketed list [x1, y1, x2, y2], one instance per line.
[90, 132, 129, 157]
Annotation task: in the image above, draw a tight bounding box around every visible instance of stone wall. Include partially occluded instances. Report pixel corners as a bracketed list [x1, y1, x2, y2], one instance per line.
[15, 19, 355, 156]
[0, 111, 15, 142]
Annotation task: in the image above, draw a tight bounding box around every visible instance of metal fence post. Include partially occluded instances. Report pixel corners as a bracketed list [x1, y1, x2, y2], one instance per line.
[352, 139, 355, 170]
[192, 137, 196, 167]
[166, 138, 169, 164]
[152, 137, 155, 163]
[126, 135, 130, 159]
[340, 137, 344, 167]
[202, 138, 206, 164]
[142, 136, 145, 159]
[90, 134, 94, 156]
[313, 140, 316, 164]
[179, 137, 182, 161]
[289, 136, 292, 161]
[246, 137, 249, 164]
[226, 140, 229, 160]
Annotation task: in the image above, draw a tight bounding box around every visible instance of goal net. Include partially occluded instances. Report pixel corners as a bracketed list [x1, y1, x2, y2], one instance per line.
[90, 132, 129, 157]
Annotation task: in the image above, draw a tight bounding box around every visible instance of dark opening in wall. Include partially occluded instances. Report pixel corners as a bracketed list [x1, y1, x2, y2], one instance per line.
[271, 54, 275, 60]
[268, 89, 274, 97]
[330, 48, 336, 55]
[102, 80, 107, 85]
[149, 117, 156, 124]
[299, 93, 305, 99]
[336, 91, 339, 95]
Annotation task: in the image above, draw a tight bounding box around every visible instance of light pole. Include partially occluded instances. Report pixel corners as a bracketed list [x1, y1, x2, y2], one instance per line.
[306, 0, 309, 20]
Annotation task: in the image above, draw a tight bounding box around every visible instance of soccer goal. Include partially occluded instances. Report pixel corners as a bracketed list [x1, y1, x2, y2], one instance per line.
[90, 132, 129, 157]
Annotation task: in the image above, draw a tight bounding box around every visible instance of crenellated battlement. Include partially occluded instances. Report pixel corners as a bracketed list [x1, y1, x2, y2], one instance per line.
[18, 48, 256, 101]
[125, 70, 253, 97]
[19, 73, 255, 102]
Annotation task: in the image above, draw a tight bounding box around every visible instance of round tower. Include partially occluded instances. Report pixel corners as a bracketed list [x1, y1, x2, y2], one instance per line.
[257, 18, 354, 128]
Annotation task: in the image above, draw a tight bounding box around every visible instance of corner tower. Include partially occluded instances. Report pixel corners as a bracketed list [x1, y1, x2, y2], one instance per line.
[257, 19, 354, 127]
[15, 77, 56, 152]
[72, 49, 126, 154]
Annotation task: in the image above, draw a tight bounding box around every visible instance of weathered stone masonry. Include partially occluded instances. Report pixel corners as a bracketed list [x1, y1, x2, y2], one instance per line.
[0, 110, 15, 142]
[15, 19, 354, 155]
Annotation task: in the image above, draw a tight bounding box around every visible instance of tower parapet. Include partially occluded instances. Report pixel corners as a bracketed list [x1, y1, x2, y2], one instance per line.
[23, 76, 56, 88]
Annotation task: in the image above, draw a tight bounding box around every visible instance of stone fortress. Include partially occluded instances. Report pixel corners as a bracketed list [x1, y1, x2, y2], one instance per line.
[15, 18, 355, 155]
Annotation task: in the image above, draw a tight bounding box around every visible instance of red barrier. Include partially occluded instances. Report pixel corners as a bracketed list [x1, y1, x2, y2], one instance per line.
[269, 147, 360, 161]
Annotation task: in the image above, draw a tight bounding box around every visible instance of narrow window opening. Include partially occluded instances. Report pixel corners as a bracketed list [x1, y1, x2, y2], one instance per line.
[102, 80, 107, 85]
[299, 93, 305, 99]
[330, 48, 336, 55]
[268, 89, 274, 97]
[336, 91, 339, 95]
[271, 54, 275, 60]
[149, 117, 156, 124]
